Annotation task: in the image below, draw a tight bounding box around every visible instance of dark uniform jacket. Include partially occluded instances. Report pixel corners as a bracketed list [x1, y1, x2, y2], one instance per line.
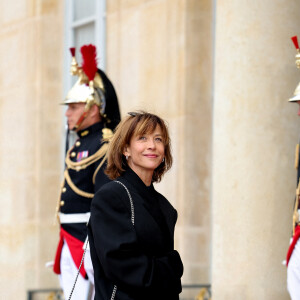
[88, 167, 184, 300]
[60, 122, 111, 242]
[53, 121, 111, 277]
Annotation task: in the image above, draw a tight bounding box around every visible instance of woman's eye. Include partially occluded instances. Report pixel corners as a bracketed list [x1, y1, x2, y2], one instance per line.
[155, 137, 162, 142]
[139, 136, 146, 140]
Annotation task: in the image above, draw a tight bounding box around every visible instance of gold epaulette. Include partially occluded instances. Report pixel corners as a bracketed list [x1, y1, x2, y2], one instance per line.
[196, 288, 211, 300]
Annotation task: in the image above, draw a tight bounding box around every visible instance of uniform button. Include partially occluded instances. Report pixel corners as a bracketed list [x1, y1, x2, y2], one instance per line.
[75, 141, 81, 147]
[62, 187, 67, 193]
[71, 152, 76, 158]
[60, 201, 65, 206]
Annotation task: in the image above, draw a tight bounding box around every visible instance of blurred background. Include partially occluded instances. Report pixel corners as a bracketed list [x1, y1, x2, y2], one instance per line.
[0, 0, 299, 299]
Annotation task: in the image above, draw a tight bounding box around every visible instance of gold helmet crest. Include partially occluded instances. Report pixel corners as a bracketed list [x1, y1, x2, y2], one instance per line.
[63, 45, 106, 114]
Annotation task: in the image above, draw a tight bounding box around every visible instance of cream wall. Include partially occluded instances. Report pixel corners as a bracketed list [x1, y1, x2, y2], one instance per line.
[0, 0, 64, 299]
[0, 0, 299, 299]
[106, 0, 213, 286]
[212, 0, 300, 299]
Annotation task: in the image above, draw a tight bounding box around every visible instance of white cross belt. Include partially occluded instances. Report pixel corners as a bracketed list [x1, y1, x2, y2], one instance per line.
[59, 212, 90, 224]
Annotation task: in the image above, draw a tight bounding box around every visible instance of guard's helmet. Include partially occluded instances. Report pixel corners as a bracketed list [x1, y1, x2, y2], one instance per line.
[63, 44, 120, 131]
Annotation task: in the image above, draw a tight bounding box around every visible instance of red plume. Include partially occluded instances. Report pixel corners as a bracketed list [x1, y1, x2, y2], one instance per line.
[291, 36, 299, 50]
[70, 47, 76, 57]
[80, 44, 98, 81]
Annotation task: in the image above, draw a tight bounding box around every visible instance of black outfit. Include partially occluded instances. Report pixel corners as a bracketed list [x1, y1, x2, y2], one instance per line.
[88, 167, 183, 300]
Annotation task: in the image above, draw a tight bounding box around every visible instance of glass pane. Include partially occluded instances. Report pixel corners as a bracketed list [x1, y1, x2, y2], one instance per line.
[74, 0, 95, 21]
[74, 24, 96, 65]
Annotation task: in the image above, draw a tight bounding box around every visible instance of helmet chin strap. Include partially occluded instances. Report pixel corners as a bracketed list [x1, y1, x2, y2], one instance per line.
[72, 110, 88, 131]
[72, 100, 94, 131]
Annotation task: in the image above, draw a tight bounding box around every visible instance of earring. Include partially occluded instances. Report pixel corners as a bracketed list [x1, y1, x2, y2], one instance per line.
[126, 155, 129, 160]
[162, 157, 165, 163]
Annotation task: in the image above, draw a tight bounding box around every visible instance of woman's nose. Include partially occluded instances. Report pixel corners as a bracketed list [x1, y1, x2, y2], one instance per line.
[147, 139, 155, 149]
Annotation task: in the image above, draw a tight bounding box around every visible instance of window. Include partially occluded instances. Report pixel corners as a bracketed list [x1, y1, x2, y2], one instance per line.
[64, 0, 106, 91]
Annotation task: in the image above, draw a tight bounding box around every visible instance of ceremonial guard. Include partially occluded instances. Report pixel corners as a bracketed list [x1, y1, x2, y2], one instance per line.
[287, 36, 300, 300]
[53, 44, 120, 300]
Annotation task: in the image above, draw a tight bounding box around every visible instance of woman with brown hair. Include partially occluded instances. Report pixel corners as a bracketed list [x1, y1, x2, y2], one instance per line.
[88, 111, 183, 300]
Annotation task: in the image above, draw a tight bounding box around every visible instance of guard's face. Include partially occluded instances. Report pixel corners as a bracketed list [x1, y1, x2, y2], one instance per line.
[65, 103, 85, 130]
[124, 125, 165, 179]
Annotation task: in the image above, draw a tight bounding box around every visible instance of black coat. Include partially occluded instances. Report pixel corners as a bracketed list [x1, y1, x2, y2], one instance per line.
[88, 167, 183, 300]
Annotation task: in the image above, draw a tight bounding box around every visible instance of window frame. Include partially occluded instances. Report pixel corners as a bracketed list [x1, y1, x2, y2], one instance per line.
[63, 0, 107, 95]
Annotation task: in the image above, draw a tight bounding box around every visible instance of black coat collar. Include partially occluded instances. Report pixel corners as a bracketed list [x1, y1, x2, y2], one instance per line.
[121, 167, 156, 200]
[120, 167, 174, 249]
[77, 122, 104, 139]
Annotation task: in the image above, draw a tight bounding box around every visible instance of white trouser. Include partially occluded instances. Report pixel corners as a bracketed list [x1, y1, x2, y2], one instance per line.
[288, 238, 300, 300]
[59, 242, 90, 300]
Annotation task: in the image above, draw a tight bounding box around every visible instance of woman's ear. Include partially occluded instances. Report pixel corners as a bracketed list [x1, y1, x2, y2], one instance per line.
[123, 145, 129, 156]
[124, 144, 133, 157]
[123, 146, 130, 161]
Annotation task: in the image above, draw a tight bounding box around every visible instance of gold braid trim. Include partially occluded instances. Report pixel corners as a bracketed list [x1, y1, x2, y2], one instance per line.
[64, 169, 94, 198]
[53, 178, 65, 226]
[65, 143, 108, 171]
[93, 154, 108, 184]
[63, 141, 109, 198]
[53, 143, 109, 222]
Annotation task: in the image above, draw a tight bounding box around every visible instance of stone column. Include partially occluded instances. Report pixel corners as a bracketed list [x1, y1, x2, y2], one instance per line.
[0, 1, 63, 298]
[212, 1, 300, 299]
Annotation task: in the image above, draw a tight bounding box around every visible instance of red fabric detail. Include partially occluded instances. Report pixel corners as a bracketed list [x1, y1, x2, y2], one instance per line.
[70, 47, 76, 57]
[291, 36, 299, 50]
[74, 111, 88, 130]
[53, 228, 87, 278]
[80, 44, 98, 81]
[287, 225, 300, 266]
[53, 231, 64, 275]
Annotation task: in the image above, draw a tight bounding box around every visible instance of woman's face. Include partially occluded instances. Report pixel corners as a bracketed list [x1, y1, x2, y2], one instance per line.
[124, 125, 165, 177]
